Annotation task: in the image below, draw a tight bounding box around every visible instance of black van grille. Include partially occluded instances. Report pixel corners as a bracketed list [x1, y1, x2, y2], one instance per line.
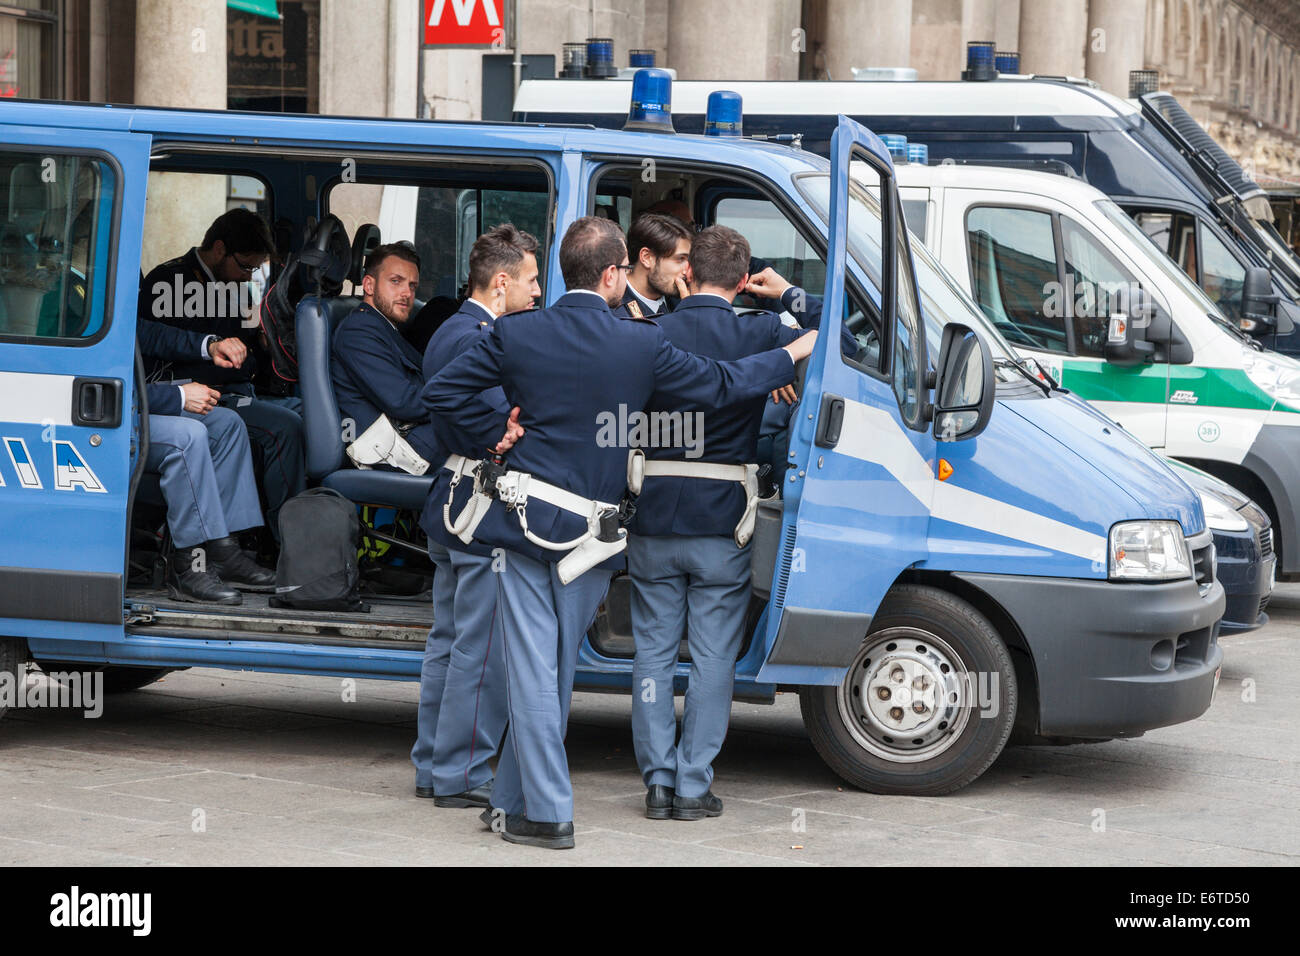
[1192, 542, 1214, 592]
[772, 528, 798, 609]
[1260, 526, 1273, 558]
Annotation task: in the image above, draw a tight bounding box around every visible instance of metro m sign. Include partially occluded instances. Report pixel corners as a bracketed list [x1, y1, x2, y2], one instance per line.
[423, 0, 505, 47]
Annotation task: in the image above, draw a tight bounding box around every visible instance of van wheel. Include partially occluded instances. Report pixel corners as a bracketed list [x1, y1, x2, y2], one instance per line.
[799, 585, 1016, 796]
[0, 637, 28, 720]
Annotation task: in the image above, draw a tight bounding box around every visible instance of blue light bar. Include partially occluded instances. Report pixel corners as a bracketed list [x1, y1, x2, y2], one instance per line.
[962, 41, 997, 81]
[704, 90, 743, 137]
[881, 133, 909, 163]
[629, 49, 656, 68]
[623, 68, 674, 133]
[586, 37, 616, 78]
[995, 51, 1020, 74]
[907, 143, 929, 164]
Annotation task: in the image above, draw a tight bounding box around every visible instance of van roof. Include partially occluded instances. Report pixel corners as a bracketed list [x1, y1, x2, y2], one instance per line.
[514, 77, 1139, 119]
[0, 97, 825, 175]
[894, 161, 1112, 205]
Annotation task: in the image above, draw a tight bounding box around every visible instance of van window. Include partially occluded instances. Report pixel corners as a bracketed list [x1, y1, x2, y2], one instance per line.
[715, 196, 824, 292]
[0, 152, 116, 342]
[1134, 210, 1198, 282]
[901, 198, 928, 239]
[965, 206, 1065, 352]
[1198, 225, 1247, 319]
[1061, 217, 1142, 358]
[333, 181, 549, 303]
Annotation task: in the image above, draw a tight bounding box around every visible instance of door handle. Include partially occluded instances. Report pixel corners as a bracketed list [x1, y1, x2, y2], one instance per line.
[814, 393, 845, 448]
[72, 377, 123, 428]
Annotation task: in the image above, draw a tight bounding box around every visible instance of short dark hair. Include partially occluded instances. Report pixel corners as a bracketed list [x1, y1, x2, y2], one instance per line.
[559, 216, 626, 291]
[200, 208, 276, 258]
[689, 225, 750, 289]
[364, 242, 421, 280]
[468, 223, 538, 293]
[628, 212, 691, 264]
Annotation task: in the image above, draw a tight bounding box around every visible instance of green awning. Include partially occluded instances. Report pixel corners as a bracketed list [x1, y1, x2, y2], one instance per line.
[228, 0, 280, 19]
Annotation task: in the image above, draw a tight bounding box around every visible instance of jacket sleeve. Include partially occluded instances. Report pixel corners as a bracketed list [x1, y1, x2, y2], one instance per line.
[421, 327, 511, 451]
[651, 328, 795, 410]
[146, 382, 182, 416]
[335, 321, 427, 423]
[138, 318, 208, 362]
[780, 288, 859, 358]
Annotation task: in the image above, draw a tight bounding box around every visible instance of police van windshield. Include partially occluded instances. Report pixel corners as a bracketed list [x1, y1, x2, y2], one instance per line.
[793, 168, 1016, 363]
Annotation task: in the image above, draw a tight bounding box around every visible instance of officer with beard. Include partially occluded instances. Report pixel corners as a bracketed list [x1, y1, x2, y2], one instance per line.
[620, 213, 692, 318]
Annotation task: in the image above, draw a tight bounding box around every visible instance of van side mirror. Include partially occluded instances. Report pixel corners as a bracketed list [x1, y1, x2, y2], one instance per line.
[932, 322, 994, 442]
[1103, 287, 1156, 366]
[1240, 266, 1279, 336]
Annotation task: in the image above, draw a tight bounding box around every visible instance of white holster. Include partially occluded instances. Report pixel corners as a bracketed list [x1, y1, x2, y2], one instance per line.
[626, 449, 760, 548]
[442, 453, 627, 584]
[346, 414, 430, 476]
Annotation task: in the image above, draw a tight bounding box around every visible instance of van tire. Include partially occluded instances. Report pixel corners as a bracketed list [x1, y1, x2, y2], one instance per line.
[799, 584, 1017, 796]
[0, 637, 28, 721]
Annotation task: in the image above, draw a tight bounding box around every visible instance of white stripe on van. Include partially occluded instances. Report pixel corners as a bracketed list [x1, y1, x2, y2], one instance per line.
[832, 399, 1108, 564]
[0, 372, 75, 426]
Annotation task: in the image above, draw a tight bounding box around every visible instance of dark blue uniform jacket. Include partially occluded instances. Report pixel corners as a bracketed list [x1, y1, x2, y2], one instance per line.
[331, 302, 438, 462]
[419, 291, 797, 566]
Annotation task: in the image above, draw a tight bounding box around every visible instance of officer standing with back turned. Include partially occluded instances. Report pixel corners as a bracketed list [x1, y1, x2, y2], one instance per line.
[421, 216, 817, 849]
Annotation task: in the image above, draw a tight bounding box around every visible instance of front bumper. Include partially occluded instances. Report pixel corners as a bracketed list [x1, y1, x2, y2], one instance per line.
[1215, 518, 1275, 634]
[954, 571, 1224, 738]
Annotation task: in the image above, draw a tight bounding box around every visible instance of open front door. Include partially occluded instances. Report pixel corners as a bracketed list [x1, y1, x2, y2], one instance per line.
[0, 120, 151, 645]
[759, 116, 933, 684]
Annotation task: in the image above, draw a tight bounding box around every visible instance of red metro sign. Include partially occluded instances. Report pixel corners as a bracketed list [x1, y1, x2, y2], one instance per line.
[423, 0, 505, 47]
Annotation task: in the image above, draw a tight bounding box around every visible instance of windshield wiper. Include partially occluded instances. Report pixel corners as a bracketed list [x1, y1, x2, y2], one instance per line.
[994, 357, 1053, 396]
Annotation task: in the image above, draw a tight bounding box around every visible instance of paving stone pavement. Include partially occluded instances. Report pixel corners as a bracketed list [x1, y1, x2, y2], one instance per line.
[2, 584, 1298, 866]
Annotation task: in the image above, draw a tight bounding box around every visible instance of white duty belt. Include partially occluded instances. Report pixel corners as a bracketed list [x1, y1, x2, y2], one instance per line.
[442, 453, 626, 585]
[346, 414, 430, 476]
[625, 449, 760, 548]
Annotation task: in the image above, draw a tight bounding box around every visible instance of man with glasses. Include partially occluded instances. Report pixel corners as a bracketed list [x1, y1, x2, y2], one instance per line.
[140, 209, 305, 543]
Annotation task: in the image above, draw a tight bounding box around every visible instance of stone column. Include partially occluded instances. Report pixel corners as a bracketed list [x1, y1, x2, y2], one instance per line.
[818, 0, 911, 80]
[994, 0, 1019, 54]
[667, 0, 801, 81]
[1087, 0, 1148, 98]
[1018, 0, 1087, 78]
[134, 0, 228, 277]
[912, 0, 962, 81]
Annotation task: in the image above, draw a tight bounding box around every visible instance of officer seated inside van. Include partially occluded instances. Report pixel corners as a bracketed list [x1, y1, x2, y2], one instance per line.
[332, 230, 540, 474]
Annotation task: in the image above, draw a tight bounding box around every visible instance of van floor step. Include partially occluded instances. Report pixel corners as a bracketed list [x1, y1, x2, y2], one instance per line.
[126, 588, 431, 645]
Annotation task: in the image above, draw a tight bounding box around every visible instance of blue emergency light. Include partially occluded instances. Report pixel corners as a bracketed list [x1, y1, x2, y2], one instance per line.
[704, 90, 743, 137]
[995, 51, 1020, 74]
[881, 133, 909, 163]
[962, 41, 997, 81]
[907, 143, 929, 164]
[623, 68, 675, 133]
[629, 49, 656, 68]
[585, 37, 617, 78]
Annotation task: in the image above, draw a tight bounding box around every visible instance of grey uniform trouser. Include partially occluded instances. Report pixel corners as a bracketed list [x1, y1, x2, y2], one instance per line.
[628, 534, 752, 798]
[146, 407, 263, 550]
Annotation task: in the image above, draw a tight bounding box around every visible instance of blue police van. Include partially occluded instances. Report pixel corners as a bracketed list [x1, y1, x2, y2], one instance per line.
[0, 82, 1223, 795]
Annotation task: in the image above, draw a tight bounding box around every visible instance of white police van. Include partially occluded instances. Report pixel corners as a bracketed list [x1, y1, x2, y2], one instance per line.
[0, 74, 1222, 795]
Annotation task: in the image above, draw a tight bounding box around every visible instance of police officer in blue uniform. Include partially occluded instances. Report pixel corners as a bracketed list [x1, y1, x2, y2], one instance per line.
[410, 224, 541, 807]
[331, 243, 438, 467]
[421, 216, 817, 849]
[619, 213, 692, 318]
[139, 318, 274, 604]
[627, 225, 843, 821]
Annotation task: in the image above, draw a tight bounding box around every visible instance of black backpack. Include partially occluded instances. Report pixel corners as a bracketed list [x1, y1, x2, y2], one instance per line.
[271, 488, 369, 612]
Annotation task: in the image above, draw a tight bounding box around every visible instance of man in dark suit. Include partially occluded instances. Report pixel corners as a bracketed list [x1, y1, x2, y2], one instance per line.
[411, 224, 540, 809]
[620, 212, 692, 318]
[331, 243, 437, 470]
[421, 216, 816, 849]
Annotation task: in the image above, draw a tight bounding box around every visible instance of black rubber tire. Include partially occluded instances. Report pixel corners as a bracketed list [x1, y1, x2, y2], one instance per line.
[35, 661, 174, 694]
[0, 637, 27, 721]
[799, 584, 1017, 796]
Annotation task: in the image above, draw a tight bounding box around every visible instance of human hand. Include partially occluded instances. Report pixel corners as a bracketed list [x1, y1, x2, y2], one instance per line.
[209, 336, 248, 368]
[182, 382, 221, 415]
[770, 384, 798, 404]
[744, 267, 793, 300]
[782, 329, 818, 363]
[494, 406, 526, 453]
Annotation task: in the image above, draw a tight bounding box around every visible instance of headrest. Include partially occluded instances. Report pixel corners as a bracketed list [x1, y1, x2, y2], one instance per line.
[349, 223, 382, 286]
[298, 214, 351, 296]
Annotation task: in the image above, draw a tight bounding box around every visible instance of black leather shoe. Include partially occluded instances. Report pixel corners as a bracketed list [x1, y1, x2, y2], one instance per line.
[434, 780, 492, 809]
[501, 814, 575, 849]
[167, 549, 241, 605]
[673, 791, 723, 821]
[415, 784, 436, 799]
[645, 784, 675, 820]
[205, 535, 275, 591]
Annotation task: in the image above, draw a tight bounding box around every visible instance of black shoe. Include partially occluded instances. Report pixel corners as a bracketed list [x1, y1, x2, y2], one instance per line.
[205, 535, 275, 591]
[645, 784, 675, 820]
[415, 784, 436, 799]
[434, 780, 493, 809]
[501, 814, 575, 849]
[166, 549, 241, 606]
[672, 791, 723, 821]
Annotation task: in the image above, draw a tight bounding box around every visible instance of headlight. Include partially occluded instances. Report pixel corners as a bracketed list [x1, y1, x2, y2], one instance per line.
[1109, 520, 1192, 581]
[1240, 345, 1300, 407]
[1200, 491, 1249, 532]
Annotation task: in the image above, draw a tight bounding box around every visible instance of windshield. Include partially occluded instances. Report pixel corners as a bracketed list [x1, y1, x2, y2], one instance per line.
[1250, 217, 1300, 294]
[794, 168, 1016, 363]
